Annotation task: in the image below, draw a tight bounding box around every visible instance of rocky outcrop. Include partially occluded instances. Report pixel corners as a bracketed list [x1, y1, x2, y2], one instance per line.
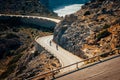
[54, 0, 120, 58]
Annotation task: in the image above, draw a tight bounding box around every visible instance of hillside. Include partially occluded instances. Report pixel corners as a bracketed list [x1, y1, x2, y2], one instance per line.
[0, 0, 57, 16]
[0, 17, 61, 79]
[53, 0, 120, 58]
[0, 0, 60, 78]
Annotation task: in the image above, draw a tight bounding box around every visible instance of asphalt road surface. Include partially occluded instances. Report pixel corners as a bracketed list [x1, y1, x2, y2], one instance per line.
[36, 35, 83, 74]
[56, 55, 120, 80]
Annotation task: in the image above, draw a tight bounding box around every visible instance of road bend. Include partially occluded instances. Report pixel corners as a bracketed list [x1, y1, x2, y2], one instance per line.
[36, 35, 83, 74]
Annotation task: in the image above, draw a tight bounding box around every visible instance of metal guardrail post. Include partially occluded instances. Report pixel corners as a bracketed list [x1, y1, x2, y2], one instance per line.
[76, 63, 79, 69]
[98, 56, 101, 62]
[52, 71, 55, 79]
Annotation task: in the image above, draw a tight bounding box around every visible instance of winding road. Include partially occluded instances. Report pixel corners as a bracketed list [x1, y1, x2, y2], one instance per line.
[0, 14, 83, 77]
[0, 14, 61, 23]
[36, 35, 82, 73]
[1, 14, 120, 80]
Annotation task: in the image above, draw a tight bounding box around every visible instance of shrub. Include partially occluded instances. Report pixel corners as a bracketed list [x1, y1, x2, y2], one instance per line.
[5, 33, 19, 39]
[34, 51, 39, 57]
[12, 28, 19, 32]
[0, 64, 17, 79]
[103, 24, 110, 29]
[84, 11, 91, 16]
[96, 30, 111, 41]
[100, 52, 109, 57]
[91, 0, 96, 2]
[8, 53, 23, 65]
[98, 0, 104, 2]
[16, 44, 27, 53]
[16, 66, 26, 74]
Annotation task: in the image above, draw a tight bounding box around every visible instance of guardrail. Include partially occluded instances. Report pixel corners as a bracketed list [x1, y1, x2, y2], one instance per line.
[27, 47, 120, 80]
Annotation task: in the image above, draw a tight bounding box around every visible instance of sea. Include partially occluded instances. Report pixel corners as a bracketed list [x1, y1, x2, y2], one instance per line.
[53, 4, 83, 17]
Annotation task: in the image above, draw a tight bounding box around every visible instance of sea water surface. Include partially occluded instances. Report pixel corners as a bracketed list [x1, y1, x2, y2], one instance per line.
[53, 4, 83, 17]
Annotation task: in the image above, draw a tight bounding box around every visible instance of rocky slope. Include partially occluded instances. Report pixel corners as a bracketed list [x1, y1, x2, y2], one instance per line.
[2, 45, 60, 80]
[0, 0, 57, 16]
[0, 18, 60, 79]
[54, 0, 120, 58]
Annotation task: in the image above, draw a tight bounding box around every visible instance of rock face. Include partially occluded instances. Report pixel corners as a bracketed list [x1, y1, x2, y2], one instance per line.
[54, 0, 120, 58]
[0, 0, 56, 16]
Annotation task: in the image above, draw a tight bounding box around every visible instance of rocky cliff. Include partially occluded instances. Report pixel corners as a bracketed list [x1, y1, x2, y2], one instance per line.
[0, 0, 56, 16]
[54, 0, 120, 58]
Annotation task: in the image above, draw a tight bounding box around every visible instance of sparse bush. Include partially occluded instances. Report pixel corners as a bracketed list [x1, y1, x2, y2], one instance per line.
[27, 36, 30, 39]
[31, 31, 34, 34]
[98, 0, 104, 2]
[100, 52, 109, 57]
[84, 11, 91, 16]
[9, 17, 21, 26]
[91, 0, 96, 3]
[26, 72, 36, 79]
[0, 38, 21, 58]
[96, 30, 111, 41]
[0, 64, 17, 79]
[16, 66, 26, 74]
[8, 53, 23, 65]
[103, 24, 110, 29]
[12, 28, 19, 32]
[5, 33, 19, 39]
[49, 55, 54, 59]
[16, 44, 27, 53]
[101, 18, 105, 21]
[34, 51, 39, 57]
[116, 46, 120, 49]
[39, 78, 45, 80]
